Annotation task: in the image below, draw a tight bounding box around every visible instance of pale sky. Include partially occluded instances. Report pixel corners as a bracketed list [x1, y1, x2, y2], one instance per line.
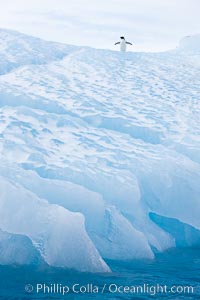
[0, 0, 199, 52]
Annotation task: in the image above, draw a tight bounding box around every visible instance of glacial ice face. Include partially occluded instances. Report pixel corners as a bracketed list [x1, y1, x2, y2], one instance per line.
[92, 206, 154, 260]
[0, 229, 46, 266]
[0, 29, 200, 271]
[150, 213, 200, 248]
[0, 176, 110, 272]
[0, 164, 155, 261]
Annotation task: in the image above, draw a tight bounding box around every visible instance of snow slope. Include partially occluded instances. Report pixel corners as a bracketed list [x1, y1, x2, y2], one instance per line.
[0, 29, 200, 272]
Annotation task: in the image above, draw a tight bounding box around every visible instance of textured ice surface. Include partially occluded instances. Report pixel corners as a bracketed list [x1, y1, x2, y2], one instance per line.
[0, 29, 200, 271]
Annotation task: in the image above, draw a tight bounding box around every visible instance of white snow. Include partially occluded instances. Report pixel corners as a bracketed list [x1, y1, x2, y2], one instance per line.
[0, 29, 200, 272]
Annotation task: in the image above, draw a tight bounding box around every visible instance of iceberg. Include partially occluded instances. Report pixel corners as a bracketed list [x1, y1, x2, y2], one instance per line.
[0, 29, 199, 272]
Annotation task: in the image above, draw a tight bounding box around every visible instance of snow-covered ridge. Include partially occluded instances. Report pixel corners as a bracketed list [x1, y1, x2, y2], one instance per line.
[0, 28, 78, 75]
[0, 29, 200, 272]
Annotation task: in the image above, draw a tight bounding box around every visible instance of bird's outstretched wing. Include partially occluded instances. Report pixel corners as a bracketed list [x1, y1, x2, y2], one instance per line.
[115, 42, 120, 45]
[126, 42, 133, 45]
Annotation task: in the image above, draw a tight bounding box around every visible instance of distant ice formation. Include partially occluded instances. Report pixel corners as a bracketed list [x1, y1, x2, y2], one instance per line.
[178, 34, 200, 53]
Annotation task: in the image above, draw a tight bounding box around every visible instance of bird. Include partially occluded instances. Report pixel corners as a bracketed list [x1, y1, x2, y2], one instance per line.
[115, 36, 133, 52]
